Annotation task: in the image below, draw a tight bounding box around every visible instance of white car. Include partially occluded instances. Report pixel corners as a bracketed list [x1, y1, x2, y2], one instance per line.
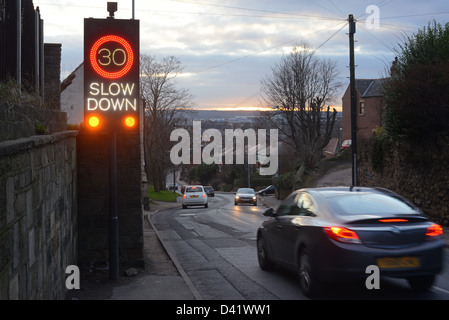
[182, 185, 208, 209]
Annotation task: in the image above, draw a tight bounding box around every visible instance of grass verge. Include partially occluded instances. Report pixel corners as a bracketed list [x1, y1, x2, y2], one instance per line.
[149, 185, 180, 202]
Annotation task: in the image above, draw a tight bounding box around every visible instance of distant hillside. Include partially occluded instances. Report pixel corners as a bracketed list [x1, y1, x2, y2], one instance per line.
[177, 109, 342, 121]
[183, 109, 261, 120]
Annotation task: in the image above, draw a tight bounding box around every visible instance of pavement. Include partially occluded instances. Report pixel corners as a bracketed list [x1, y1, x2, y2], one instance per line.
[66, 199, 199, 300]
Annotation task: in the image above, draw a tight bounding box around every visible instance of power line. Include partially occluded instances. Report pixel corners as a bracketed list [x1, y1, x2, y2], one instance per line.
[170, 0, 344, 21]
[34, 1, 344, 21]
[192, 21, 348, 74]
[230, 21, 349, 109]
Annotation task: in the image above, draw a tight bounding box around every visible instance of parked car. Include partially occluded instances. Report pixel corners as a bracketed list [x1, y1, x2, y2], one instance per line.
[167, 183, 178, 191]
[182, 185, 208, 209]
[257, 186, 444, 297]
[204, 186, 215, 197]
[257, 185, 275, 196]
[234, 188, 257, 206]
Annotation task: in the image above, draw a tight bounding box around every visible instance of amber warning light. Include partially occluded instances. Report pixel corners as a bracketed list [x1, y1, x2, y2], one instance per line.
[124, 116, 136, 128]
[88, 116, 100, 128]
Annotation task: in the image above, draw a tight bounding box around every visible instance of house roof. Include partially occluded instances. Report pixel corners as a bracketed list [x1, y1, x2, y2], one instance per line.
[60, 62, 83, 92]
[355, 78, 388, 98]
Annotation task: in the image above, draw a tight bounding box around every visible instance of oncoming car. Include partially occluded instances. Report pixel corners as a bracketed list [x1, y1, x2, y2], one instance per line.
[256, 187, 444, 297]
[234, 188, 257, 206]
[182, 185, 208, 209]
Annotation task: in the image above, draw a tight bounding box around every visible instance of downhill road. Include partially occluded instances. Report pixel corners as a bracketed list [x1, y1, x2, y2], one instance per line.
[150, 192, 449, 300]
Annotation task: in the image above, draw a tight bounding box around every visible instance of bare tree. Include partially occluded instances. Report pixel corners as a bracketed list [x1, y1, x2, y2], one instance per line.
[260, 42, 341, 187]
[140, 55, 193, 192]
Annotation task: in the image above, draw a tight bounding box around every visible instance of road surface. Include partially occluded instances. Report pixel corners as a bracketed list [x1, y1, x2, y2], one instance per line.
[150, 192, 449, 300]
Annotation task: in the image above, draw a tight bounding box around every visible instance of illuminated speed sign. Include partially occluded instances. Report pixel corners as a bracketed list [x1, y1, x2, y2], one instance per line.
[90, 35, 134, 79]
[84, 18, 140, 132]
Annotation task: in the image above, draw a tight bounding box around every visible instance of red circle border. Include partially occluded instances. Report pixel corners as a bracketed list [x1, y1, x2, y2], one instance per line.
[89, 35, 134, 79]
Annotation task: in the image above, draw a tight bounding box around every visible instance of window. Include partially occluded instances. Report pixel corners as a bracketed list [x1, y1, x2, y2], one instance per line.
[296, 193, 316, 216]
[359, 100, 365, 115]
[277, 193, 299, 216]
[327, 193, 418, 216]
[186, 186, 203, 193]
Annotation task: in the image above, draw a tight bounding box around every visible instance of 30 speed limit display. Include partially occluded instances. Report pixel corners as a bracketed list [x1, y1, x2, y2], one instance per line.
[89, 35, 134, 79]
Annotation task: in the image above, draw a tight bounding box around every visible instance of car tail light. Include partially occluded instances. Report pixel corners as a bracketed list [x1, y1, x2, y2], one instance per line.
[425, 224, 443, 237]
[183, 194, 187, 198]
[379, 219, 408, 223]
[324, 226, 362, 244]
[202, 193, 206, 198]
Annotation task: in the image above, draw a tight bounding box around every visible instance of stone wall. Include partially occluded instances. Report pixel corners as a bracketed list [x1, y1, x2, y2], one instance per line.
[0, 131, 78, 299]
[358, 138, 449, 225]
[0, 103, 67, 142]
[44, 43, 61, 110]
[77, 129, 143, 268]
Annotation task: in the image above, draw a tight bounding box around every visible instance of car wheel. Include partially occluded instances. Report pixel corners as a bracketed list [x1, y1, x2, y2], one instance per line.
[298, 249, 320, 298]
[182, 204, 187, 209]
[253, 202, 257, 206]
[234, 202, 238, 205]
[204, 203, 208, 208]
[257, 235, 274, 271]
[407, 275, 435, 291]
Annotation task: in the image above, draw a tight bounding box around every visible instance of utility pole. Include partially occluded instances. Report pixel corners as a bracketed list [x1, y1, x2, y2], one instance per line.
[132, 0, 135, 19]
[16, 0, 21, 90]
[348, 14, 358, 186]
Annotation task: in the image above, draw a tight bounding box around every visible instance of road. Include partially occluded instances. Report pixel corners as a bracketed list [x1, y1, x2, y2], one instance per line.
[151, 192, 449, 300]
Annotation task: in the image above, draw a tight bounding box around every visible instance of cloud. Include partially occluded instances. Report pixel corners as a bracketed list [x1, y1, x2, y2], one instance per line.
[33, 0, 449, 109]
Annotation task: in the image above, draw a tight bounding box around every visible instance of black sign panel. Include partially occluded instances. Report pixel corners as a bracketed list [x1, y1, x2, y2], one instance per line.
[84, 18, 140, 132]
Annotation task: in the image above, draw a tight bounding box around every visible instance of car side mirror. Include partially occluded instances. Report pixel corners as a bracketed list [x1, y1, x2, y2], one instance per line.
[263, 208, 276, 217]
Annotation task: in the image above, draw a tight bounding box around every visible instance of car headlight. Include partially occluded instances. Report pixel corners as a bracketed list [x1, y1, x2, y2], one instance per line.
[252, 196, 256, 200]
[235, 195, 239, 199]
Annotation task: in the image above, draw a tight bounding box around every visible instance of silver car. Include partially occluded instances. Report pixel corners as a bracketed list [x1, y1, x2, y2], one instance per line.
[182, 185, 208, 209]
[234, 188, 257, 206]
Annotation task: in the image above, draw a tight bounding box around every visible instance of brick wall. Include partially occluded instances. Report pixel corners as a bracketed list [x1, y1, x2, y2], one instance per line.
[342, 85, 383, 142]
[0, 131, 78, 299]
[44, 43, 61, 110]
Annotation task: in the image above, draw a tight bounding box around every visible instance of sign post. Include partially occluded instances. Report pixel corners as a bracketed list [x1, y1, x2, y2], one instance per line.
[84, 4, 139, 280]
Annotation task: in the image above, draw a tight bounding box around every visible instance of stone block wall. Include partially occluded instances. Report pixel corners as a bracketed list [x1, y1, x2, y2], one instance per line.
[0, 103, 67, 142]
[0, 131, 78, 299]
[358, 138, 449, 225]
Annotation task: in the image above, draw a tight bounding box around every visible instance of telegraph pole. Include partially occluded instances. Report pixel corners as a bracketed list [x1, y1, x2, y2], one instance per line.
[348, 14, 358, 186]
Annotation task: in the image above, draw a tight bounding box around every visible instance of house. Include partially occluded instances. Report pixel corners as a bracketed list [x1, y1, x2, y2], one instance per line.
[60, 63, 84, 125]
[341, 78, 386, 142]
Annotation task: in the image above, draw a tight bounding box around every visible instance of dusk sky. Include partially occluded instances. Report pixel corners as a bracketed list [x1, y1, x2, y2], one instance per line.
[33, 0, 449, 110]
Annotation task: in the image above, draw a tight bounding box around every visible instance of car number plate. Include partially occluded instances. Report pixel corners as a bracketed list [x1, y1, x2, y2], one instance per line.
[190, 195, 198, 198]
[377, 256, 420, 269]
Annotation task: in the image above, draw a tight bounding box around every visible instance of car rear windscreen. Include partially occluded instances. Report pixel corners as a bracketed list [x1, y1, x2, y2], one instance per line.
[186, 187, 202, 192]
[327, 193, 419, 216]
